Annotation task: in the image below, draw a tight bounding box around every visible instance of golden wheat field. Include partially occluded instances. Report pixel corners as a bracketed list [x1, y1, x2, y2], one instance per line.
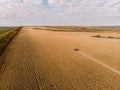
[0, 27, 120, 90]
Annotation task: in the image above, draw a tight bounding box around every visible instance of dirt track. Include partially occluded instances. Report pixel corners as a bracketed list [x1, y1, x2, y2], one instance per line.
[0, 27, 120, 90]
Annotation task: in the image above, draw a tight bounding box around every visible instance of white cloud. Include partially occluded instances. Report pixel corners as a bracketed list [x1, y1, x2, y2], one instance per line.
[0, 0, 120, 25]
[0, 0, 120, 17]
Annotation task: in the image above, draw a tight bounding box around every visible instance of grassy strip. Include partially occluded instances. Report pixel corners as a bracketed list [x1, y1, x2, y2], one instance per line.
[92, 35, 120, 39]
[0, 27, 22, 56]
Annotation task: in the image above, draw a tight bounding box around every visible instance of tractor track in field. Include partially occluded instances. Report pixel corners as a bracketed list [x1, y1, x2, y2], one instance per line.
[0, 27, 119, 90]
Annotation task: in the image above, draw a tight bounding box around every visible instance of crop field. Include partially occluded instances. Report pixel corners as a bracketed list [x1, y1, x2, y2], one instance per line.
[0, 27, 18, 34]
[0, 27, 12, 34]
[34, 26, 120, 33]
[0, 27, 12, 30]
[0, 27, 120, 90]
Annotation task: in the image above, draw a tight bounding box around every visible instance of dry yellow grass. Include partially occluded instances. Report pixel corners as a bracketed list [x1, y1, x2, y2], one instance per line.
[34, 26, 120, 33]
[0, 27, 120, 90]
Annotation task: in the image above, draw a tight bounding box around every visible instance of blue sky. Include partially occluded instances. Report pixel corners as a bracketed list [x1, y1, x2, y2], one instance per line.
[0, 0, 120, 26]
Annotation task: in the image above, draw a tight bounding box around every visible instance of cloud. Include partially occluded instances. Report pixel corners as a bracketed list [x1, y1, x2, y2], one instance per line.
[0, 0, 120, 17]
[0, 0, 120, 26]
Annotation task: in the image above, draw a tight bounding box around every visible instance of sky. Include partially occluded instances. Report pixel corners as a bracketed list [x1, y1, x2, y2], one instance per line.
[0, 0, 120, 26]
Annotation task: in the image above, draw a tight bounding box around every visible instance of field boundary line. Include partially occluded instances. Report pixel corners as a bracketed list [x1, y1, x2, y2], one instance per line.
[77, 51, 120, 75]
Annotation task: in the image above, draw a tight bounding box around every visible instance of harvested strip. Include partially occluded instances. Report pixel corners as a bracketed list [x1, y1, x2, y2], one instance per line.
[77, 51, 120, 75]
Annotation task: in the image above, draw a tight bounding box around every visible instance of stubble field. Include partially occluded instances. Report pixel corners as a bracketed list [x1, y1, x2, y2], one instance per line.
[0, 26, 120, 90]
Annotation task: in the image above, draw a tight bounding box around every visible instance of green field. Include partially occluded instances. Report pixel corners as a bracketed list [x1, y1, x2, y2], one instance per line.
[0, 27, 16, 34]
